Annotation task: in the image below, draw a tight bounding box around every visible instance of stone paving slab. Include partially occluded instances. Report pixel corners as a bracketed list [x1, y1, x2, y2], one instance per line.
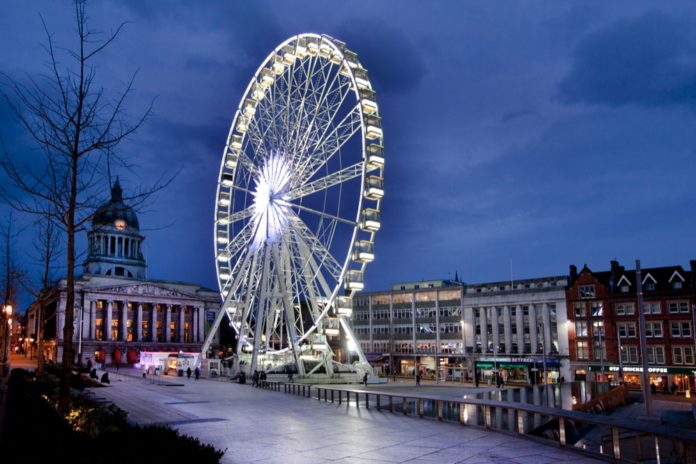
[88, 376, 604, 464]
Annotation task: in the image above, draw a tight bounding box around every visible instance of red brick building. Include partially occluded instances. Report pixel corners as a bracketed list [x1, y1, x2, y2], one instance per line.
[566, 260, 696, 392]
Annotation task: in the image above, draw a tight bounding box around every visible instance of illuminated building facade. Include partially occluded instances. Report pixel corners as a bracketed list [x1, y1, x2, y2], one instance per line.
[352, 275, 570, 384]
[567, 260, 696, 392]
[25, 180, 220, 366]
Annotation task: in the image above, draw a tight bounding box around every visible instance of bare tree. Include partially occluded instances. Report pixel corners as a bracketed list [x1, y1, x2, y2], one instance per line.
[0, 213, 22, 376]
[0, 0, 171, 411]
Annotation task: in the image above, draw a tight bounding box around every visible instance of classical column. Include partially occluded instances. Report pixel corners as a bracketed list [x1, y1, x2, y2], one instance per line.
[89, 300, 97, 340]
[165, 304, 172, 342]
[192, 307, 198, 343]
[480, 308, 488, 353]
[121, 301, 128, 341]
[491, 307, 500, 353]
[197, 306, 205, 342]
[529, 304, 538, 353]
[151, 304, 158, 342]
[136, 303, 143, 342]
[178, 305, 185, 342]
[465, 306, 475, 352]
[542, 303, 552, 355]
[516, 305, 524, 354]
[57, 295, 66, 341]
[503, 306, 513, 354]
[105, 300, 113, 341]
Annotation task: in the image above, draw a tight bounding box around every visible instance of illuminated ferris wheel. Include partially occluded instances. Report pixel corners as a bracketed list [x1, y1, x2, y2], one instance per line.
[202, 34, 384, 377]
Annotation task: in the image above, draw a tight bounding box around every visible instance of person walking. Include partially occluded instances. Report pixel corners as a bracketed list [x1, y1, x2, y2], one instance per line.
[194, 366, 200, 380]
[186, 367, 192, 380]
[252, 369, 259, 387]
[362, 372, 368, 387]
[475, 372, 480, 388]
[415, 370, 421, 386]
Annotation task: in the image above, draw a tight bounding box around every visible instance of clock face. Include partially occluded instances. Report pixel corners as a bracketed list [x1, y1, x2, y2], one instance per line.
[114, 219, 126, 230]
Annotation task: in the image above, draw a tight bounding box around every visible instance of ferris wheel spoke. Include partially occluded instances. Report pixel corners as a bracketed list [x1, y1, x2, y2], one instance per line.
[281, 201, 355, 227]
[289, 215, 344, 283]
[296, 103, 361, 186]
[223, 205, 255, 225]
[223, 221, 254, 257]
[287, 161, 362, 201]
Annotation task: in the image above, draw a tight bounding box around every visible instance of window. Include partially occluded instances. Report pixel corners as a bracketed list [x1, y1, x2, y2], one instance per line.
[592, 320, 604, 337]
[668, 301, 689, 314]
[671, 346, 693, 365]
[574, 302, 586, 317]
[575, 321, 588, 337]
[618, 322, 636, 338]
[645, 321, 663, 338]
[673, 281, 683, 289]
[615, 303, 635, 316]
[621, 345, 639, 364]
[576, 341, 589, 360]
[647, 346, 665, 364]
[646, 302, 661, 315]
[591, 301, 603, 317]
[579, 285, 595, 299]
[670, 321, 692, 338]
[620, 284, 630, 293]
[643, 282, 656, 291]
[593, 340, 606, 360]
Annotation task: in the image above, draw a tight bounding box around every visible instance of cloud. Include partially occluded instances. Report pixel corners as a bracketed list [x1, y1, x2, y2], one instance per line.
[337, 19, 427, 94]
[557, 11, 696, 108]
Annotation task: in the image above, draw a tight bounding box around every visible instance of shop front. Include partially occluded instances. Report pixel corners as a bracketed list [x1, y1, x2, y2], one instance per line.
[475, 357, 561, 385]
[588, 365, 696, 393]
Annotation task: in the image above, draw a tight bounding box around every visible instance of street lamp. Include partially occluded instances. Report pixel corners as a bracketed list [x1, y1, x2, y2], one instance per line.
[1, 303, 12, 377]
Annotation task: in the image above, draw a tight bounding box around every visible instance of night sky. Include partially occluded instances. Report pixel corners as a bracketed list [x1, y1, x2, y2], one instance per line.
[3, 1, 696, 310]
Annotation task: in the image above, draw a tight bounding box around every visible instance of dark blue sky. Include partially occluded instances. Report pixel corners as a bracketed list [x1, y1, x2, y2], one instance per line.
[3, 1, 696, 308]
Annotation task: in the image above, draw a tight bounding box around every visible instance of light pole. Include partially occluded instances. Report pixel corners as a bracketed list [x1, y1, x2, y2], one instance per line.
[1, 303, 12, 377]
[460, 319, 467, 382]
[538, 322, 548, 405]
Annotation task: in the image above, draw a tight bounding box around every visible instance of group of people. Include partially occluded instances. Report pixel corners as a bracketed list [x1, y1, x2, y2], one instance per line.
[185, 366, 201, 380]
[650, 381, 679, 395]
[251, 369, 267, 387]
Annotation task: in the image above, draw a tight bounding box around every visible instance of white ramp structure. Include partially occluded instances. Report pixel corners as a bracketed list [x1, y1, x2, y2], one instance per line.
[202, 34, 385, 381]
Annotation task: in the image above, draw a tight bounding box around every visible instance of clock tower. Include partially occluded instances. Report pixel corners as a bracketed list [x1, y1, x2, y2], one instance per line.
[83, 178, 147, 279]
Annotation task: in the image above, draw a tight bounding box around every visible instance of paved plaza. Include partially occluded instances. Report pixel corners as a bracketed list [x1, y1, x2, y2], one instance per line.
[85, 371, 603, 464]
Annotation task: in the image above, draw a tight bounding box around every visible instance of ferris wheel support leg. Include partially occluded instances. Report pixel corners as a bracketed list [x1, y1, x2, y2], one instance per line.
[200, 307, 226, 359]
[272, 245, 305, 374]
[250, 246, 272, 375]
[339, 316, 373, 375]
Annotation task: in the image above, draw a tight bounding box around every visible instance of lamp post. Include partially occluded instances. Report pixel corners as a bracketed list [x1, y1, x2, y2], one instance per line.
[538, 322, 548, 405]
[460, 319, 467, 383]
[1, 303, 12, 377]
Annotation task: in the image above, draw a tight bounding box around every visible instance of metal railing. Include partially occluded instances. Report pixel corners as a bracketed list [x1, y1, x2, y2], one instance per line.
[278, 383, 696, 463]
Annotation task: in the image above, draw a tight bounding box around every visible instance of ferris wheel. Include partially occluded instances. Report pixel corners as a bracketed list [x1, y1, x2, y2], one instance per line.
[202, 34, 384, 377]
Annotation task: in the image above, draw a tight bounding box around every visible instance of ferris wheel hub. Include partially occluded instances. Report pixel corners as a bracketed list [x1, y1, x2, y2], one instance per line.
[251, 155, 291, 247]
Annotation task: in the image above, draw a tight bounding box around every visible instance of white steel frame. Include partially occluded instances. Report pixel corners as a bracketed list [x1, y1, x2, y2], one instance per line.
[202, 34, 384, 378]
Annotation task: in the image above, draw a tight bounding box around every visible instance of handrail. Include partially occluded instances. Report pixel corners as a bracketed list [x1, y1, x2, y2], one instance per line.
[275, 382, 696, 463]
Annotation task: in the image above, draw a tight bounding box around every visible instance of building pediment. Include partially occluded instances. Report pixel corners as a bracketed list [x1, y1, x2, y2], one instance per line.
[93, 283, 195, 299]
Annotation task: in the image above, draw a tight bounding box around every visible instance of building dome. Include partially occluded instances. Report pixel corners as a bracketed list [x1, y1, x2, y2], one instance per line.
[92, 179, 140, 231]
[83, 178, 146, 279]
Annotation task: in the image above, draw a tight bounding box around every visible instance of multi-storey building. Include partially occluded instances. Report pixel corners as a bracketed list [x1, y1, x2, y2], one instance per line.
[566, 260, 696, 392]
[25, 180, 220, 366]
[352, 275, 570, 384]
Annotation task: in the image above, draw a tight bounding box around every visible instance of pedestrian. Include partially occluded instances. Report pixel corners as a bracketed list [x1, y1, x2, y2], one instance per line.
[194, 366, 200, 380]
[252, 369, 259, 387]
[260, 371, 267, 387]
[87, 359, 93, 372]
[90, 368, 98, 379]
[186, 367, 192, 379]
[475, 372, 479, 388]
[363, 372, 368, 386]
[415, 371, 421, 386]
[116, 361, 120, 372]
[100, 372, 110, 384]
[560, 376, 565, 384]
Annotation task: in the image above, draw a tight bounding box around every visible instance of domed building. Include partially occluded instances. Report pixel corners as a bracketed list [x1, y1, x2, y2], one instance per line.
[25, 180, 221, 367]
[83, 179, 146, 279]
